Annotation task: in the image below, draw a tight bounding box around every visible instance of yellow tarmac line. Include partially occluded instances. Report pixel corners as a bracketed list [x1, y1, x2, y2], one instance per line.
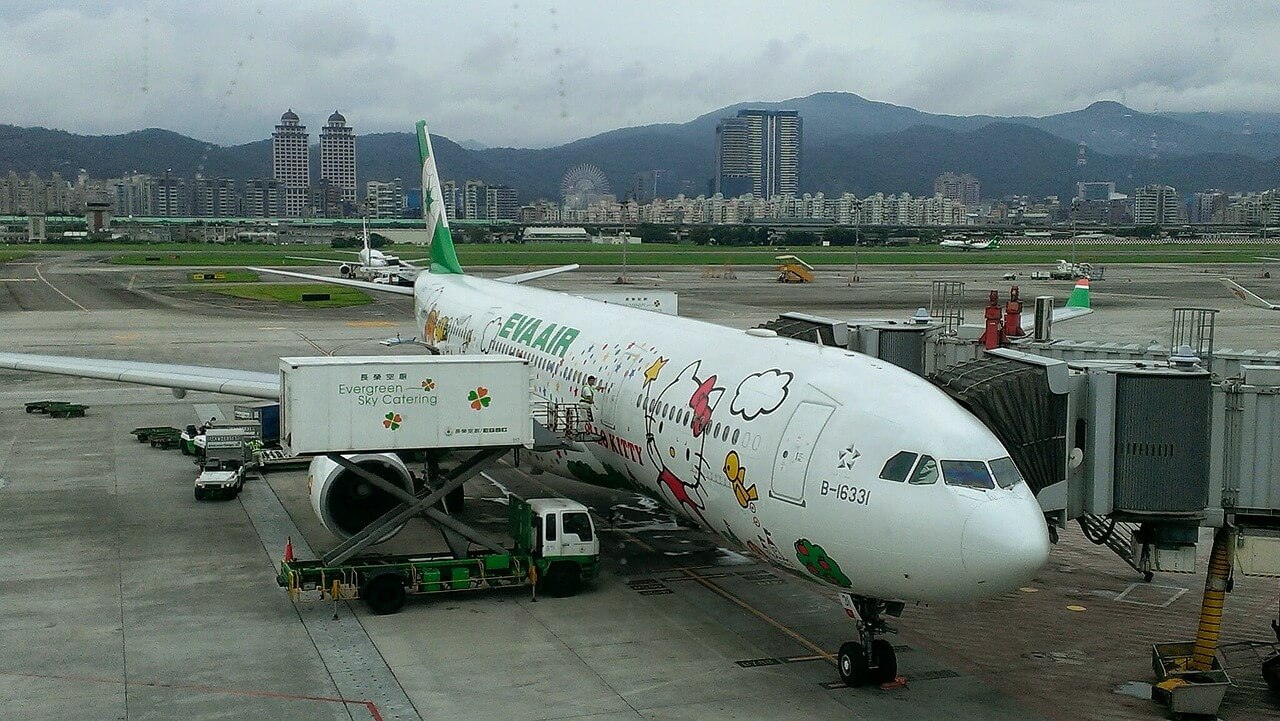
[34, 264, 89, 311]
[680, 566, 836, 665]
[507, 462, 834, 665]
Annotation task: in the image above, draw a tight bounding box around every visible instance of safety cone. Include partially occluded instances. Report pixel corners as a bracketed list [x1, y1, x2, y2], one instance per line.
[283, 536, 295, 563]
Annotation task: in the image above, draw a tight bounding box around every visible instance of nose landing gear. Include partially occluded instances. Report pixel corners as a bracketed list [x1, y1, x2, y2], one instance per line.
[836, 594, 903, 687]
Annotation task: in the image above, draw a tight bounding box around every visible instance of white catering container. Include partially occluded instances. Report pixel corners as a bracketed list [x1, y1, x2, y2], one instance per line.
[280, 355, 532, 455]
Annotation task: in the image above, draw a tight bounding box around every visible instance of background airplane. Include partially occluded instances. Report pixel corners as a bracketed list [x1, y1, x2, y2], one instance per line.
[939, 236, 999, 250]
[1221, 277, 1280, 310]
[288, 219, 427, 285]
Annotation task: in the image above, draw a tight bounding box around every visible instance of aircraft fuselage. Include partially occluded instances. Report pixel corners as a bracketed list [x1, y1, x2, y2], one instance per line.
[413, 272, 1049, 603]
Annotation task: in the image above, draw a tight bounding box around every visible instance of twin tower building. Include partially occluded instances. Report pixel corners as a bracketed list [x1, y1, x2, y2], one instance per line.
[272, 109, 356, 217]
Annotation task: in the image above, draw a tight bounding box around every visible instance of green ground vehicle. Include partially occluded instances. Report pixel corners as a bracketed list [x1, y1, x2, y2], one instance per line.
[25, 400, 70, 413]
[278, 497, 600, 615]
[45, 403, 88, 418]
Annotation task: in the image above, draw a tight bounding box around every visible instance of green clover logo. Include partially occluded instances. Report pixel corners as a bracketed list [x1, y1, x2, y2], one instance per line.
[383, 412, 403, 430]
[421, 378, 436, 391]
[468, 387, 491, 411]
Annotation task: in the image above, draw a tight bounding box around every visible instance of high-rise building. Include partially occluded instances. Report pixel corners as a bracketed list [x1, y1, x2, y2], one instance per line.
[441, 180, 460, 220]
[243, 178, 286, 218]
[272, 109, 310, 217]
[1133, 184, 1181, 225]
[934, 172, 981, 205]
[463, 180, 486, 220]
[191, 177, 239, 217]
[365, 179, 404, 219]
[485, 184, 518, 221]
[110, 174, 156, 216]
[319, 111, 356, 210]
[1076, 181, 1115, 202]
[716, 109, 802, 198]
[154, 172, 189, 217]
[1191, 190, 1227, 224]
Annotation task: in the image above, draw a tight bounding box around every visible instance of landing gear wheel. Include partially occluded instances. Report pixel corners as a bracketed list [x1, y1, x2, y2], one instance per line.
[870, 639, 897, 684]
[838, 641, 869, 687]
[362, 574, 407, 615]
[1262, 653, 1280, 695]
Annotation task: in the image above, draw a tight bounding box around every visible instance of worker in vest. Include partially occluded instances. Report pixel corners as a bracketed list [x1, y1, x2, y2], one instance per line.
[579, 375, 597, 425]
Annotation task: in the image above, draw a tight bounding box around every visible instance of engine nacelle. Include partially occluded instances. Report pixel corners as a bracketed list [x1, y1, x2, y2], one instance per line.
[308, 453, 415, 542]
[339, 264, 353, 276]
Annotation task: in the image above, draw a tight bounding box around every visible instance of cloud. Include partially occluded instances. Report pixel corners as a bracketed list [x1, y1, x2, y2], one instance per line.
[730, 369, 793, 421]
[0, 1, 1277, 147]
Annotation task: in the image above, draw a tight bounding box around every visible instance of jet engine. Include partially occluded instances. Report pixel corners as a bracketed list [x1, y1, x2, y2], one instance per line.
[308, 453, 415, 541]
[339, 264, 354, 276]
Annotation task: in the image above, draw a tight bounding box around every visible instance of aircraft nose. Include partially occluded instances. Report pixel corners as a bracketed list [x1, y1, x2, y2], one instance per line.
[961, 496, 1050, 592]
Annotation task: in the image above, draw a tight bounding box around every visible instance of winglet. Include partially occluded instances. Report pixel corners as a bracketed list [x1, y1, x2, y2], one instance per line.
[1065, 278, 1090, 309]
[417, 121, 464, 275]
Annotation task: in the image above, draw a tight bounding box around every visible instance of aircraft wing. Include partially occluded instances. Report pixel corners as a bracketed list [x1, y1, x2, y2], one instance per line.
[284, 256, 348, 265]
[1220, 278, 1279, 309]
[0, 352, 278, 399]
[495, 264, 580, 284]
[249, 267, 415, 296]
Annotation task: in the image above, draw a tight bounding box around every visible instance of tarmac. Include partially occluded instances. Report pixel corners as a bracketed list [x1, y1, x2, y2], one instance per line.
[1, 252, 1278, 720]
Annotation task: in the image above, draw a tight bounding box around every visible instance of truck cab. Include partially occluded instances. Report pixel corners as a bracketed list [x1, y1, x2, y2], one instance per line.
[525, 498, 601, 596]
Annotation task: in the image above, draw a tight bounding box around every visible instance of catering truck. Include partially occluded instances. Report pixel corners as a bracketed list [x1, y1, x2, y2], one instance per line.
[275, 355, 600, 615]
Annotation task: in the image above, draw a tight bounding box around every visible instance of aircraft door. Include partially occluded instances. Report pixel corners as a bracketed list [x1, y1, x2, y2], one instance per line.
[478, 308, 503, 354]
[600, 348, 644, 430]
[770, 402, 836, 506]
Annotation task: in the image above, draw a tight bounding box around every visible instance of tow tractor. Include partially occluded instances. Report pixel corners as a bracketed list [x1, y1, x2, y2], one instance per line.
[279, 495, 599, 614]
[193, 426, 257, 501]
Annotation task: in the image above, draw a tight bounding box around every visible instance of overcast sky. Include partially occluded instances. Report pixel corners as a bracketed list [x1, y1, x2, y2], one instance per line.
[1, 1, 1275, 148]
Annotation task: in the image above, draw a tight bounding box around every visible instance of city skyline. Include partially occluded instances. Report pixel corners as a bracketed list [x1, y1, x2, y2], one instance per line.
[2, 2, 1279, 148]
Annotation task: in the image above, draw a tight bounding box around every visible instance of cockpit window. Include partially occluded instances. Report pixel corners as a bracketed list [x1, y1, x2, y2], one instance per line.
[988, 457, 1024, 489]
[942, 460, 995, 490]
[908, 455, 938, 485]
[879, 451, 918, 482]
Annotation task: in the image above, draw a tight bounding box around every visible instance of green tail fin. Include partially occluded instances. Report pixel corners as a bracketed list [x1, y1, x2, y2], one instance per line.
[417, 120, 464, 275]
[1066, 279, 1091, 309]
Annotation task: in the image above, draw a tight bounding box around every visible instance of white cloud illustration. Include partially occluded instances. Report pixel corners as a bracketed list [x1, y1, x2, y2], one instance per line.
[730, 369, 793, 421]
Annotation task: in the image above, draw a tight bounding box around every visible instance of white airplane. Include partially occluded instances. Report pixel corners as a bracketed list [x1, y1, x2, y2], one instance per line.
[288, 219, 427, 285]
[939, 236, 999, 250]
[0, 122, 1065, 687]
[1220, 278, 1280, 310]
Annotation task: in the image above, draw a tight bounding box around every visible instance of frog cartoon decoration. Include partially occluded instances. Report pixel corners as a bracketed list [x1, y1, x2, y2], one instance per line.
[794, 538, 852, 588]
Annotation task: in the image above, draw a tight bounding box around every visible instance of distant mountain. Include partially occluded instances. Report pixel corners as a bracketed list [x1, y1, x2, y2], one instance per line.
[3, 93, 1280, 205]
[458, 139, 489, 151]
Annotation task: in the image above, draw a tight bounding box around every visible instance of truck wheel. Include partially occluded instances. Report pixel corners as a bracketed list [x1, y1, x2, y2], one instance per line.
[1263, 653, 1280, 695]
[363, 574, 407, 615]
[546, 564, 581, 598]
[444, 486, 465, 514]
[194, 488, 206, 501]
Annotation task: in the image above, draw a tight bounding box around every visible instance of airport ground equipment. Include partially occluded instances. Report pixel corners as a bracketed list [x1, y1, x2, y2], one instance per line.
[254, 447, 309, 471]
[233, 401, 279, 444]
[45, 402, 88, 418]
[194, 467, 246, 501]
[24, 400, 69, 413]
[130, 426, 180, 443]
[197, 427, 258, 470]
[1151, 641, 1232, 717]
[774, 255, 814, 283]
[147, 429, 183, 450]
[275, 355, 587, 614]
[278, 496, 600, 614]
